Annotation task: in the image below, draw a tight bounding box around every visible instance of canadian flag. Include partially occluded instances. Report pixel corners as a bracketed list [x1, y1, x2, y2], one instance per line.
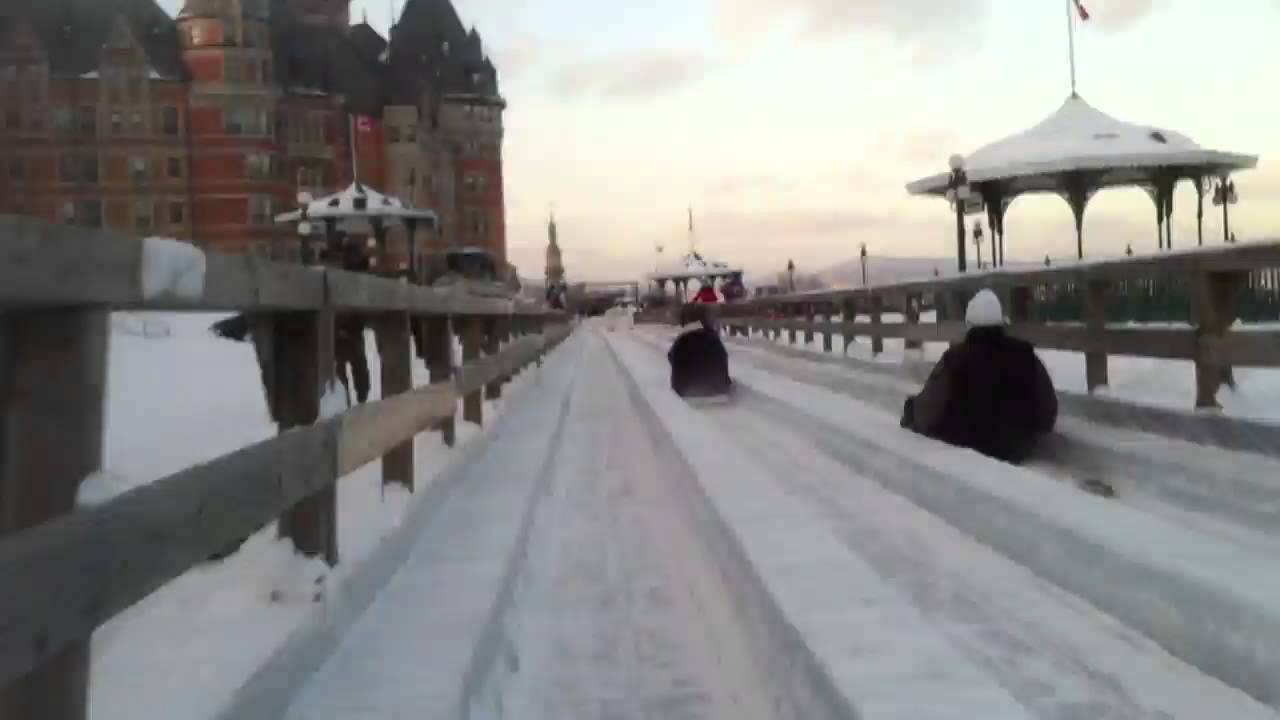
[354, 114, 375, 133]
[1074, 0, 1091, 21]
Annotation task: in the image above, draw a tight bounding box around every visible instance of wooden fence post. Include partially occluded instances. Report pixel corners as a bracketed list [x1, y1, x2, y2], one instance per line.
[1084, 281, 1109, 394]
[461, 316, 484, 425]
[0, 309, 107, 720]
[424, 316, 455, 447]
[373, 312, 414, 491]
[1193, 271, 1247, 409]
[822, 308, 833, 353]
[870, 294, 884, 356]
[841, 298, 858, 353]
[904, 293, 923, 351]
[274, 310, 339, 566]
[485, 316, 508, 400]
[804, 305, 815, 346]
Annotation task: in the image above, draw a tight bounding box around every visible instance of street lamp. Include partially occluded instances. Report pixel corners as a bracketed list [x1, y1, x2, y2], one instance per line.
[859, 243, 868, 288]
[944, 154, 971, 273]
[787, 258, 796, 292]
[972, 220, 985, 270]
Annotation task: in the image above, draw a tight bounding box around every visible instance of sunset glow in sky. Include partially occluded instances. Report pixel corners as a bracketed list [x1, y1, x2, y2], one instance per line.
[162, 0, 1280, 280]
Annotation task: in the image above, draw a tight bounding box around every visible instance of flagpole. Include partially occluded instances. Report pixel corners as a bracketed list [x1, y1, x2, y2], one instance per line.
[688, 205, 695, 254]
[1066, 0, 1078, 97]
[349, 114, 360, 185]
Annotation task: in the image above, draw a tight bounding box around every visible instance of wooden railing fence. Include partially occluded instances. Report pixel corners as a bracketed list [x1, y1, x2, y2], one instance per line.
[709, 241, 1280, 410]
[0, 217, 570, 719]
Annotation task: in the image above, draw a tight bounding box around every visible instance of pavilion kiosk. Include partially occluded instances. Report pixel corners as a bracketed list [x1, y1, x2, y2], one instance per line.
[275, 182, 439, 281]
[907, 95, 1258, 271]
[647, 251, 744, 304]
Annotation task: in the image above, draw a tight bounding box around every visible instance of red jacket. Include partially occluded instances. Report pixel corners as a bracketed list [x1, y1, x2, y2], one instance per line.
[693, 286, 718, 304]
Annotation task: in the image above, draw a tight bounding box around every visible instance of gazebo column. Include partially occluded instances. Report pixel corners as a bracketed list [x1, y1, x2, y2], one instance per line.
[1146, 171, 1177, 252]
[1165, 181, 1175, 250]
[1194, 175, 1206, 247]
[1061, 172, 1098, 261]
[980, 182, 1009, 268]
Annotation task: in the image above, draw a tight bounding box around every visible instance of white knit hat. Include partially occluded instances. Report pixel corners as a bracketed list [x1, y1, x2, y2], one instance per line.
[965, 289, 1006, 327]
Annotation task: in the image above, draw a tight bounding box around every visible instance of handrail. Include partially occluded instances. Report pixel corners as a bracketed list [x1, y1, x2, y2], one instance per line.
[0, 216, 545, 315]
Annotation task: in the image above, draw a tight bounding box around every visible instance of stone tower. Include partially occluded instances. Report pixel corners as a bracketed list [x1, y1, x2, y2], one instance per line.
[545, 212, 564, 286]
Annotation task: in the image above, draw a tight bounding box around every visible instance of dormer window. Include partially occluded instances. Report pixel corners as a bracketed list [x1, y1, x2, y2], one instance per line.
[441, 41, 450, 56]
[1148, 131, 1168, 144]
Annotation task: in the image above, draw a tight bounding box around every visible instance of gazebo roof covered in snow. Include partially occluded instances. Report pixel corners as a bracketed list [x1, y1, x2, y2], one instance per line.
[275, 182, 437, 235]
[648, 251, 742, 282]
[907, 95, 1257, 197]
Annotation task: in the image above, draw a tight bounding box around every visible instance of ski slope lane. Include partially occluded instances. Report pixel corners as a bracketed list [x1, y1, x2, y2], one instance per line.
[471, 329, 851, 719]
[610, 330, 1280, 719]
[280, 333, 588, 720]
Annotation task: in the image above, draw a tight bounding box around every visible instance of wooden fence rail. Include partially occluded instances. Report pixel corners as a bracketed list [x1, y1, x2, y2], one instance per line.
[710, 240, 1280, 410]
[0, 217, 570, 720]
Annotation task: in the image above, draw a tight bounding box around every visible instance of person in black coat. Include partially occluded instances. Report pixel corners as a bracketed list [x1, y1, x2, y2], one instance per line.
[668, 303, 732, 398]
[901, 289, 1057, 464]
[333, 236, 372, 403]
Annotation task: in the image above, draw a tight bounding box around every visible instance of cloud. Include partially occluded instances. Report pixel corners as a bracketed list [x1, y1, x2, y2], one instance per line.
[549, 49, 708, 100]
[715, 0, 990, 62]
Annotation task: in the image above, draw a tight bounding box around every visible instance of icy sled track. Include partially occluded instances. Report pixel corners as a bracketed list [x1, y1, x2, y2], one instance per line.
[278, 323, 1280, 720]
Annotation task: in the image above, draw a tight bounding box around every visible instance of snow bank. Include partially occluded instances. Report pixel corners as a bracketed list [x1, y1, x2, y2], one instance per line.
[89, 316, 559, 720]
[140, 237, 206, 301]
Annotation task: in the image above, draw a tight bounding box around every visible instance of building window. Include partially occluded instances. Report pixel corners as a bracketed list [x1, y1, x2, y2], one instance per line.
[129, 156, 149, 183]
[78, 106, 96, 136]
[466, 208, 487, 239]
[169, 200, 186, 225]
[134, 199, 152, 232]
[162, 107, 179, 135]
[245, 153, 272, 180]
[406, 124, 417, 142]
[54, 109, 72, 131]
[63, 198, 103, 228]
[464, 173, 486, 193]
[189, 25, 204, 46]
[8, 158, 23, 180]
[111, 110, 124, 134]
[387, 125, 401, 144]
[167, 157, 182, 179]
[248, 195, 273, 225]
[463, 140, 480, 155]
[131, 110, 145, 133]
[59, 155, 98, 183]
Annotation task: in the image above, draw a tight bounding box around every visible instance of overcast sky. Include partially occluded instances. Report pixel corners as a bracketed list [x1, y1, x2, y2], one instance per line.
[161, 0, 1280, 280]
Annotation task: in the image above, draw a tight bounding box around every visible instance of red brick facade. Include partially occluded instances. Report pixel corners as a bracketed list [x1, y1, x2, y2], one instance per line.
[0, 0, 508, 269]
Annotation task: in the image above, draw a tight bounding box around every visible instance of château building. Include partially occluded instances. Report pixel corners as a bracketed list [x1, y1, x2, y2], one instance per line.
[0, 0, 508, 271]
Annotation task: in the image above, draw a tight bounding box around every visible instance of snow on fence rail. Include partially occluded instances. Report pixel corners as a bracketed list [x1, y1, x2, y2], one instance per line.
[0, 217, 570, 720]
[716, 240, 1280, 409]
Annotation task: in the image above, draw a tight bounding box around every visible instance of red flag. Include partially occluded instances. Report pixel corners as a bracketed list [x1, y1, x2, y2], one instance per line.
[1074, 0, 1090, 21]
[355, 114, 374, 133]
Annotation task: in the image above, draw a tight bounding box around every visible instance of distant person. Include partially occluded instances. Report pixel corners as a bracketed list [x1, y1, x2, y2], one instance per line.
[668, 303, 732, 398]
[335, 236, 372, 404]
[692, 278, 719, 304]
[900, 289, 1057, 464]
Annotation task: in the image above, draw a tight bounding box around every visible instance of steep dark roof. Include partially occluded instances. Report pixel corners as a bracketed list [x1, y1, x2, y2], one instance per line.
[271, 15, 384, 114]
[348, 22, 387, 62]
[388, 0, 500, 105]
[8, 0, 185, 79]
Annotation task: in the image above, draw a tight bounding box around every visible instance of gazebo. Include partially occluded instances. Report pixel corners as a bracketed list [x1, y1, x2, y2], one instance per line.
[648, 250, 743, 302]
[907, 94, 1258, 269]
[275, 182, 438, 274]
